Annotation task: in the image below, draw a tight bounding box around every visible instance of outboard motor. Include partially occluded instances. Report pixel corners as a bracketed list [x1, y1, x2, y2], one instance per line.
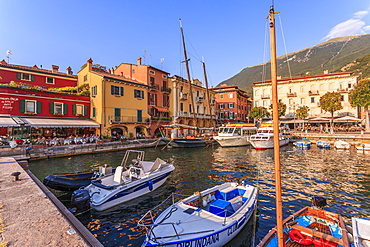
[312, 196, 327, 209]
[71, 189, 91, 213]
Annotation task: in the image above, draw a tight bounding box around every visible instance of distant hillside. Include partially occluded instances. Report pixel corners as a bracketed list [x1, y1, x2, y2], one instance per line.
[335, 53, 370, 79]
[219, 33, 370, 96]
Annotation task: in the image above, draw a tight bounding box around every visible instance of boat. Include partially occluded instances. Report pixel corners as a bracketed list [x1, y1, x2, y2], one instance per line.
[352, 218, 370, 247]
[293, 138, 312, 149]
[356, 142, 370, 152]
[257, 6, 350, 247]
[334, 140, 350, 150]
[317, 140, 330, 149]
[213, 123, 257, 147]
[43, 165, 116, 191]
[138, 182, 258, 247]
[249, 123, 290, 150]
[70, 150, 175, 211]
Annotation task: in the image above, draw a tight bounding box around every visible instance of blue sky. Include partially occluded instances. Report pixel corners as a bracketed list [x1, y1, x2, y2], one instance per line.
[1, 1, 369, 87]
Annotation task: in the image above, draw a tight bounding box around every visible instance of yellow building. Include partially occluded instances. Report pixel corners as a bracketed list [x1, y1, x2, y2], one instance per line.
[77, 58, 149, 139]
[169, 75, 216, 128]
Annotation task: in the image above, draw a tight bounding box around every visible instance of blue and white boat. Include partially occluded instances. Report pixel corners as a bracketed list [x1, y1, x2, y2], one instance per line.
[317, 140, 330, 149]
[71, 150, 175, 211]
[352, 218, 370, 247]
[138, 182, 258, 247]
[293, 138, 311, 149]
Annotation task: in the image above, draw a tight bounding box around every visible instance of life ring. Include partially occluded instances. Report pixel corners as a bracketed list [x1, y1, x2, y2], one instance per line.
[289, 230, 313, 245]
[186, 202, 195, 207]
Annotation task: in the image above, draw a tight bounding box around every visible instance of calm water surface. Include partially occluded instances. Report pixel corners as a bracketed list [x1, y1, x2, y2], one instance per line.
[29, 144, 370, 247]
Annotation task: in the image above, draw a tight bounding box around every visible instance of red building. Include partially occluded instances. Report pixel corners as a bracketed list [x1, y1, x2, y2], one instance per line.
[0, 60, 98, 140]
[210, 84, 252, 125]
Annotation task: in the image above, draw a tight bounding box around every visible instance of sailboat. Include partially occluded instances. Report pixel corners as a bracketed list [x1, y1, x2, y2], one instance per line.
[160, 20, 214, 148]
[257, 6, 350, 247]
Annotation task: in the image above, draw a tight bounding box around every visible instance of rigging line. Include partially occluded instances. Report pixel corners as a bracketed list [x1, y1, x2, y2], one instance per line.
[261, 18, 269, 83]
[277, 13, 293, 80]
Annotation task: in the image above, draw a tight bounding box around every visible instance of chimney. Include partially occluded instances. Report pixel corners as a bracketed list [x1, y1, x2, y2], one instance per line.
[66, 66, 73, 75]
[52, 65, 59, 73]
[137, 57, 142, 65]
[87, 58, 93, 70]
[323, 69, 329, 74]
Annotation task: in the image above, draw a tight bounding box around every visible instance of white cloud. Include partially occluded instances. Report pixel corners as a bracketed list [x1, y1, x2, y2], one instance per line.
[323, 7, 370, 40]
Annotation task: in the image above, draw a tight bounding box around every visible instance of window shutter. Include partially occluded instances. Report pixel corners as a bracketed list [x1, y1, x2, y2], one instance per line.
[83, 105, 88, 116]
[141, 90, 144, 99]
[111, 85, 114, 95]
[20, 100, 25, 113]
[72, 104, 76, 115]
[17, 73, 22, 80]
[63, 103, 68, 114]
[120, 87, 124, 96]
[36, 101, 42, 113]
[31, 74, 35, 81]
[92, 107, 96, 117]
[50, 102, 54, 114]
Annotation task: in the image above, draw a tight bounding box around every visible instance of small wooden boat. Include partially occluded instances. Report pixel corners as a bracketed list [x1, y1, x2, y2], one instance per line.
[356, 142, 370, 152]
[352, 218, 370, 247]
[138, 182, 258, 247]
[71, 150, 175, 211]
[334, 140, 350, 150]
[293, 138, 311, 148]
[43, 166, 115, 191]
[317, 140, 330, 149]
[257, 197, 350, 247]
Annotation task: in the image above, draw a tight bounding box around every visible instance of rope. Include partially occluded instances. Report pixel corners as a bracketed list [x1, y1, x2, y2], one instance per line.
[162, 139, 173, 150]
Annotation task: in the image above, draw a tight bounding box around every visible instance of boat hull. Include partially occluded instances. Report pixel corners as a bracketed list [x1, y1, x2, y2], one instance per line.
[356, 142, 370, 152]
[334, 141, 350, 150]
[250, 138, 289, 150]
[352, 218, 370, 247]
[213, 136, 250, 147]
[161, 138, 211, 148]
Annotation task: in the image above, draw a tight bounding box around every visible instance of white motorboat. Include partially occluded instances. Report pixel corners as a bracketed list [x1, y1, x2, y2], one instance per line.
[214, 123, 257, 147]
[352, 218, 370, 247]
[334, 140, 351, 150]
[71, 150, 175, 211]
[249, 123, 290, 150]
[138, 182, 258, 247]
[356, 142, 370, 152]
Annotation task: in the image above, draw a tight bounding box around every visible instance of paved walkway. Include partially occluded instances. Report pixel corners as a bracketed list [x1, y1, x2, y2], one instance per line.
[0, 157, 91, 246]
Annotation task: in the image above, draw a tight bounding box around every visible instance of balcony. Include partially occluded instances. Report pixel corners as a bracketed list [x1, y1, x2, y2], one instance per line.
[196, 96, 204, 103]
[337, 88, 349, 93]
[150, 116, 172, 121]
[309, 90, 319, 96]
[210, 100, 216, 106]
[287, 92, 297, 97]
[108, 115, 149, 124]
[149, 84, 159, 91]
[261, 94, 271, 99]
[180, 93, 188, 100]
[161, 87, 171, 94]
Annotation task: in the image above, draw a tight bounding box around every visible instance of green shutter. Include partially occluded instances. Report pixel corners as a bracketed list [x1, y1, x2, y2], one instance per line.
[50, 102, 54, 114]
[20, 100, 25, 113]
[141, 90, 144, 99]
[83, 105, 88, 116]
[72, 104, 76, 115]
[92, 107, 96, 117]
[111, 85, 114, 95]
[120, 87, 124, 96]
[63, 103, 68, 114]
[31, 74, 35, 81]
[36, 101, 42, 113]
[137, 110, 142, 122]
[17, 73, 22, 80]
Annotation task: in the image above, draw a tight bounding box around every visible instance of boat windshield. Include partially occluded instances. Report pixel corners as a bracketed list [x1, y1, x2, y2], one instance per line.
[258, 129, 272, 134]
[234, 128, 241, 136]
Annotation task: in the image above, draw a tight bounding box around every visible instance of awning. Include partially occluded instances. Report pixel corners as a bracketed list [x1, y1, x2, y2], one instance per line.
[0, 117, 19, 127]
[21, 118, 100, 128]
[153, 106, 170, 112]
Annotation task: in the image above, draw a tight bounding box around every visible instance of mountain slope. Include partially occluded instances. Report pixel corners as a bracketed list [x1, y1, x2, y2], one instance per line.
[220, 33, 370, 95]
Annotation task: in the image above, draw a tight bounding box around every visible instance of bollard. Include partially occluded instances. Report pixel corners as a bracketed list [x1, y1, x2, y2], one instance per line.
[11, 172, 21, 182]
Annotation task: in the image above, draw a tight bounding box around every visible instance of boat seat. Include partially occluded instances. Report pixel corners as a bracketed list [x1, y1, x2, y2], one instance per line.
[149, 158, 165, 173]
[228, 196, 244, 211]
[113, 166, 124, 184]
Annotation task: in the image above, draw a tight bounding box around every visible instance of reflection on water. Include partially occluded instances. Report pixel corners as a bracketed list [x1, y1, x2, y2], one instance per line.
[29, 144, 370, 247]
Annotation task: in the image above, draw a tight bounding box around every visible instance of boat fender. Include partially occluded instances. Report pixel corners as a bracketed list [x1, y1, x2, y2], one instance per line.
[289, 230, 313, 245]
[148, 180, 153, 191]
[185, 202, 195, 207]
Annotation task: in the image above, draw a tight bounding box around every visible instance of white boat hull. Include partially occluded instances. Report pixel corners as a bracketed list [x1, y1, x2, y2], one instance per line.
[352, 218, 370, 247]
[214, 136, 250, 147]
[250, 138, 289, 150]
[334, 141, 350, 150]
[356, 142, 370, 152]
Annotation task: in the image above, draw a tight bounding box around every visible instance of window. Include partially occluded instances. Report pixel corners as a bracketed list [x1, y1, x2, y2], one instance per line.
[162, 74, 167, 79]
[301, 98, 305, 104]
[149, 70, 155, 75]
[228, 103, 234, 108]
[92, 107, 96, 118]
[55, 103, 63, 114]
[91, 85, 97, 96]
[76, 105, 84, 115]
[228, 93, 234, 98]
[189, 104, 192, 113]
[255, 101, 259, 107]
[17, 72, 34, 81]
[289, 99, 293, 105]
[163, 95, 169, 107]
[83, 75, 88, 82]
[219, 112, 225, 119]
[149, 93, 156, 106]
[134, 89, 144, 99]
[114, 108, 121, 122]
[46, 77, 55, 84]
[311, 97, 315, 103]
[263, 100, 266, 106]
[180, 102, 184, 111]
[229, 112, 234, 119]
[219, 103, 224, 109]
[220, 94, 224, 99]
[348, 83, 352, 89]
[111, 85, 124, 96]
[20, 100, 41, 114]
[150, 77, 155, 84]
[26, 101, 36, 113]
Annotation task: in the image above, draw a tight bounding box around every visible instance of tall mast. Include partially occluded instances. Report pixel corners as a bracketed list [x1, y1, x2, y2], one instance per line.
[179, 19, 197, 128]
[202, 59, 214, 128]
[269, 5, 284, 247]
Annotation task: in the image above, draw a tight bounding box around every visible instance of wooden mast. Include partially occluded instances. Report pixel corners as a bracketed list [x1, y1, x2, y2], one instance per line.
[179, 19, 197, 129]
[269, 5, 284, 247]
[202, 59, 214, 128]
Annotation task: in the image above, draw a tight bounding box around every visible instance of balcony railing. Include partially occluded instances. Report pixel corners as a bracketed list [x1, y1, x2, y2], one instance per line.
[150, 116, 172, 121]
[196, 96, 204, 103]
[161, 87, 171, 94]
[149, 84, 159, 91]
[261, 94, 271, 99]
[287, 92, 297, 97]
[337, 88, 349, 93]
[108, 115, 149, 124]
[180, 93, 188, 100]
[308, 90, 319, 96]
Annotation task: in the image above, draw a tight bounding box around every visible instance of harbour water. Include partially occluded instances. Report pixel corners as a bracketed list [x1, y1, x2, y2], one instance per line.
[29, 144, 370, 247]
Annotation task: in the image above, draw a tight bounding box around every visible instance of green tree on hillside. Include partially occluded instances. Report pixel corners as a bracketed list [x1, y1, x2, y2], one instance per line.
[320, 92, 343, 133]
[269, 102, 287, 118]
[349, 78, 370, 132]
[249, 107, 270, 126]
